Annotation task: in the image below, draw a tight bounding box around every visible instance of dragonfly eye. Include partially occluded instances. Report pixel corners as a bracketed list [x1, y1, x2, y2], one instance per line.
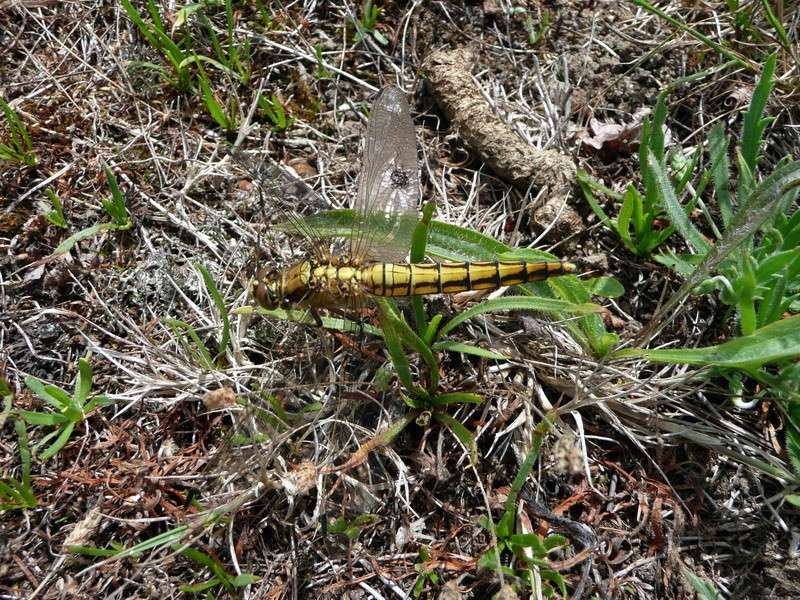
[253, 268, 281, 309]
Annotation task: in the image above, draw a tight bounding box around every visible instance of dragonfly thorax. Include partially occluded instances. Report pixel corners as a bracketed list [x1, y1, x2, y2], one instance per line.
[253, 258, 370, 310]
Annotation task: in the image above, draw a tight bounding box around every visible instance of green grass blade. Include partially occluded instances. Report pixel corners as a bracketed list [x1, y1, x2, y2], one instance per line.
[377, 298, 439, 393]
[682, 567, 725, 600]
[24, 376, 69, 411]
[114, 525, 191, 559]
[756, 270, 788, 328]
[422, 314, 443, 346]
[39, 421, 75, 461]
[619, 313, 800, 369]
[0, 377, 12, 425]
[252, 306, 379, 336]
[0, 482, 22, 510]
[174, 2, 205, 28]
[147, 13, 187, 69]
[163, 318, 214, 370]
[120, 0, 160, 53]
[67, 545, 122, 558]
[617, 185, 638, 254]
[672, 144, 701, 197]
[42, 384, 72, 408]
[788, 401, 800, 477]
[195, 263, 231, 360]
[544, 275, 619, 357]
[376, 300, 416, 394]
[736, 147, 756, 200]
[179, 578, 224, 594]
[74, 355, 93, 405]
[18, 409, 70, 426]
[504, 412, 556, 517]
[437, 296, 598, 339]
[708, 124, 733, 227]
[44, 188, 67, 228]
[15, 420, 33, 489]
[576, 169, 618, 231]
[54, 222, 118, 255]
[741, 53, 776, 174]
[82, 394, 111, 414]
[430, 392, 483, 406]
[736, 254, 758, 335]
[0, 97, 35, 166]
[180, 546, 230, 583]
[195, 59, 231, 130]
[582, 276, 625, 298]
[432, 411, 477, 465]
[648, 93, 667, 165]
[648, 148, 710, 254]
[225, 0, 235, 45]
[760, 1, 793, 51]
[1, 98, 28, 149]
[101, 165, 130, 226]
[426, 219, 514, 261]
[183, 54, 238, 79]
[230, 574, 260, 587]
[410, 201, 435, 333]
[145, 0, 166, 35]
[431, 341, 508, 360]
[200, 11, 226, 67]
[200, 80, 228, 130]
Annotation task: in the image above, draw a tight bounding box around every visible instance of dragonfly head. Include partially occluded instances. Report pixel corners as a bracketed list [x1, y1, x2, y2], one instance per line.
[252, 267, 284, 309]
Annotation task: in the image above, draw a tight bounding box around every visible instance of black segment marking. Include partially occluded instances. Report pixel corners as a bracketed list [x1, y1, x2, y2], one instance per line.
[406, 264, 413, 297]
[469, 262, 501, 288]
[521, 262, 531, 283]
[443, 277, 469, 292]
[411, 263, 438, 294]
[470, 277, 496, 287]
[436, 261, 442, 293]
[499, 261, 525, 285]
[534, 262, 551, 280]
[442, 263, 469, 292]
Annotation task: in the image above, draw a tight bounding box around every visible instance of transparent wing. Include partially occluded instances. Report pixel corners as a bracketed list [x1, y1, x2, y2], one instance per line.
[231, 150, 329, 263]
[352, 85, 420, 263]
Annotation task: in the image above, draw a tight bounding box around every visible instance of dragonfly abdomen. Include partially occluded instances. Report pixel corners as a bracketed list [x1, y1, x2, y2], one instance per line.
[362, 260, 576, 297]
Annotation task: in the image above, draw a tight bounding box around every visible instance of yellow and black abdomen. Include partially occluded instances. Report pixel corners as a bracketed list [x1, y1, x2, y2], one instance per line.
[362, 260, 576, 297]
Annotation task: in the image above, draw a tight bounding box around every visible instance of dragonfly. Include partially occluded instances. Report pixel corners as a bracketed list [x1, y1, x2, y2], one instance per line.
[250, 85, 576, 320]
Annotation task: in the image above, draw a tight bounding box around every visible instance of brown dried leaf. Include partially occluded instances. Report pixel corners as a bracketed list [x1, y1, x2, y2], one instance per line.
[202, 387, 236, 410]
[576, 116, 644, 153]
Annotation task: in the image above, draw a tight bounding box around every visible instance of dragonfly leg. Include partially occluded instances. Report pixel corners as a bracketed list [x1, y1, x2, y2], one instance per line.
[309, 308, 324, 327]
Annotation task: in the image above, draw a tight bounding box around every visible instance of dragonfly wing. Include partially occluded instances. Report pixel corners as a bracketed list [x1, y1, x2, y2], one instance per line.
[352, 85, 420, 264]
[231, 150, 330, 262]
